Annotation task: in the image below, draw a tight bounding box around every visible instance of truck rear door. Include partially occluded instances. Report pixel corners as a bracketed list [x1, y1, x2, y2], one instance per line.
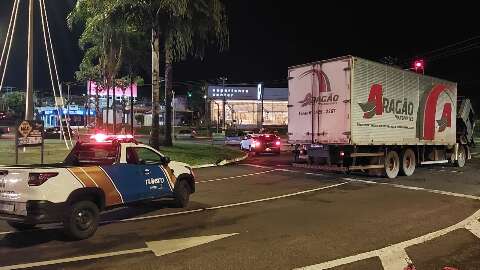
[288, 58, 351, 144]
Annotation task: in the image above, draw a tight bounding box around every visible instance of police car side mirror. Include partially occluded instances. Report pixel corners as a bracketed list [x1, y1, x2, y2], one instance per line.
[162, 156, 171, 165]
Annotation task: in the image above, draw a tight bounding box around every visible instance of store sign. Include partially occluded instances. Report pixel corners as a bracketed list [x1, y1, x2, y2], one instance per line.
[87, 81, 138, 97]
[208, 86, 258, 100]
[16, 120, 44, 147]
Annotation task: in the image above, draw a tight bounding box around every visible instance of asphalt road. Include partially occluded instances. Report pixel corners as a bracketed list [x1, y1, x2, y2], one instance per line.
[1, 152, 480, 270]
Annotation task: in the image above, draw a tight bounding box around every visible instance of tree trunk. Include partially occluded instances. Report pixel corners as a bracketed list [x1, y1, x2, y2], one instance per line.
[150, 30, 161, 149]
[112, 82, 116, 134]
[163, 49, 173, 147]
[106, 82, 110, 134]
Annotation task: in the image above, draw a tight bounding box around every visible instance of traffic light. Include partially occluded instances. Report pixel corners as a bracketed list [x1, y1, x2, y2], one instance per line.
[413, 59, 425, 74]
[187, 91, 192, 98]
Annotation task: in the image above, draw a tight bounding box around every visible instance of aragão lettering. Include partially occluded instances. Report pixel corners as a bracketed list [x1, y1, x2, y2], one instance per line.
[358, 84, 414, 120]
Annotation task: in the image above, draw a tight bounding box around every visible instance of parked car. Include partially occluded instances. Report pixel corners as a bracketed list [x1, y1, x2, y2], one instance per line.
[225, 130, 252, 145]
[175, 129, 196, 139]
[44, 126, 78, 139]
[0, 126, 10, 137]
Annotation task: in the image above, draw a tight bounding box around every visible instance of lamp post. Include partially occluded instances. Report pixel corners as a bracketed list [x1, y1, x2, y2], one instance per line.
[219, 76, 227, 131]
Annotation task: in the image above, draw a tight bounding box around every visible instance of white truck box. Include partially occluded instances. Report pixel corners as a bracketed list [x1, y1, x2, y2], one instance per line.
[288, 56, 457, 146]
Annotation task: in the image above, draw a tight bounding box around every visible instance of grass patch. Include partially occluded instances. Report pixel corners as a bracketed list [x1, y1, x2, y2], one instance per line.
[157, 143, 244, 166]
[0, 139, 73, 165]
[0, 139, 244, 166]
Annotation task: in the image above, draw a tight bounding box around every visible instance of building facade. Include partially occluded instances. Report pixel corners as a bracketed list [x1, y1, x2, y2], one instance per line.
[207, 85, 288, 129]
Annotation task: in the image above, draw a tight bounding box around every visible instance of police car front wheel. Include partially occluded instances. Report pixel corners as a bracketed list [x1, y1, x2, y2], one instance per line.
[63, 201, 99, 240]
[174, 180, 191, 208]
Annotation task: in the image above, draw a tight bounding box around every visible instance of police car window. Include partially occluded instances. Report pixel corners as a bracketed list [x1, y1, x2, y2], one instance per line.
[65, 144, 118, 166]
[134, 148, 162, 165]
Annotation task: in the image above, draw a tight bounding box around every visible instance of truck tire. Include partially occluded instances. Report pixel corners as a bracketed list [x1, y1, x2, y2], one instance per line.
[401, 149, 416, 176]
[456, 145, 466, 168]
[63, 201, 99, 240]
[7, 221, 36, 231]
[384, 150, 400, 179]
[173, 180, 191, 208]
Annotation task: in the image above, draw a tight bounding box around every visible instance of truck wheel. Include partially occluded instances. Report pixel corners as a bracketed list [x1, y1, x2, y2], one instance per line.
[456, 145, 466, 168]
[7, 221, 36, 231]
[401, 149, 416, 176]
[384, 150, 400, 179]
[63, 201, 99, 240]
[173, 180, 191, 208]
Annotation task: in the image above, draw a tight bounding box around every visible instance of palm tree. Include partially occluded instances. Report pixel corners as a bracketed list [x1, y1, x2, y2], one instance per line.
[113, 0, 229, 148]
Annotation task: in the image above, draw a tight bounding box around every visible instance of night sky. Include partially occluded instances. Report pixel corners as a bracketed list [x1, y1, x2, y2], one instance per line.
[1, 1, 479, 107]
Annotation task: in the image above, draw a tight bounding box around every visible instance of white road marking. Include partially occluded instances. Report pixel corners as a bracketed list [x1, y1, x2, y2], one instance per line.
[207, 182, 348, 210]
[344, 178, 480, 201]
[0, 233, 238, 270]
[146, 233, 238, 256]
[239, 164, 273, 169]
[378, 247, 412, 270]
[0, 182, 347, 234]
[196, 169, 277, 184]
[465, 218, 480, 239]
[297, 209, 480, 270]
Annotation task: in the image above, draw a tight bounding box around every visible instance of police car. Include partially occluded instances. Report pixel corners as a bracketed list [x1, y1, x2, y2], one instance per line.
[0, 134, 195, 239]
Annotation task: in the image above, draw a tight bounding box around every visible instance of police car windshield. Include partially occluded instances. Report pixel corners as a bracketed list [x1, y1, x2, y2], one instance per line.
[64, 143, 118, 166]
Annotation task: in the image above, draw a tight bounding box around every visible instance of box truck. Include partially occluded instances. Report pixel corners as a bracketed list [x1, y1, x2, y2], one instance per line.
[288, 56, 476, 178]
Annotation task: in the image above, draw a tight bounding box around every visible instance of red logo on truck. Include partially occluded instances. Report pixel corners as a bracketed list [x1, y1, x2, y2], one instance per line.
[299, 69, 331, 93]
[358, 84, 383, 119]
[417, 85, 454, 140]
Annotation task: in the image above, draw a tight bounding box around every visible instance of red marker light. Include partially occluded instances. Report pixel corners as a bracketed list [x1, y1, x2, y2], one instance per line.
[275, 141, 281, 146]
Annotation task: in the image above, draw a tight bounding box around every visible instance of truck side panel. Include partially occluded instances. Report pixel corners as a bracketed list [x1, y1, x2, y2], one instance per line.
[351, 57, 457, 145]
[288, 59, 351, 144]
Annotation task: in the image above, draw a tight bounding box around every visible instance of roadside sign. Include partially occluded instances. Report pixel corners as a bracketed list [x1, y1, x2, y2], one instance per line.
[15, 120, 45, 164]
[16, 120, 44, 147]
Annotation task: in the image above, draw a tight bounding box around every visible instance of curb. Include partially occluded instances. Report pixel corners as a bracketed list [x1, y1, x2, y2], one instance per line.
[191, 153, 249, 169]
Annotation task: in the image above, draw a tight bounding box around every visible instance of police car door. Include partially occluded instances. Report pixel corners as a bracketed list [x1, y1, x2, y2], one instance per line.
[130, 146, 173, 200]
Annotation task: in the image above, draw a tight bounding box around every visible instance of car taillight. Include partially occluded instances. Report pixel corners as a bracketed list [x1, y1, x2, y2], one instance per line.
[28, 172, 59, 186]
[255, 141, 261, 147]
[275, 141, 281, 146]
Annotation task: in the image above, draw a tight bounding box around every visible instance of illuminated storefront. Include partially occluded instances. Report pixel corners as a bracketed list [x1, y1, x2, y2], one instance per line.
[208, 85, 288, 128]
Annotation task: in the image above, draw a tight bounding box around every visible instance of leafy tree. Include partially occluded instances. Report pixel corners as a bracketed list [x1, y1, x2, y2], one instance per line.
[5, 92, 25, 116]
[68, 0, 144, 133]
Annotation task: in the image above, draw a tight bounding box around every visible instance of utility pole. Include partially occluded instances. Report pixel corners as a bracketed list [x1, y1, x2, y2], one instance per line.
[219, 77, 227, 132]
[65, 82, 74, 126]
[258, 83, 264, 128]
[25, 0, 34, 120]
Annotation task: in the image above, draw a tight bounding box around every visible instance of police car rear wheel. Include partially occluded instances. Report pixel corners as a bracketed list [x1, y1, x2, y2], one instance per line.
[174, 180, 191, 208]
[63, 201, 99, 240]
[7, 221, 36, 231]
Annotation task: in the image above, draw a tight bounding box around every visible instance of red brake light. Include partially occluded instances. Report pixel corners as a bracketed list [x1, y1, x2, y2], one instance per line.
[275, 141, 281, 146]
[28, 172, 59, 186]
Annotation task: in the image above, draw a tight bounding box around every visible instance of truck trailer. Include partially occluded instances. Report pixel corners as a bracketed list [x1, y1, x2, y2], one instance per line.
[288, 56, 476, 178]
